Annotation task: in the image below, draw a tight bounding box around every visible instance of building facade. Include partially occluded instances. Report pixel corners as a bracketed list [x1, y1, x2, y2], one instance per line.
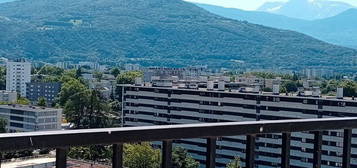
[120, 85, 357, 168]
[0, 90, 17, 103]
[6, 60, 31, 97]
[0, 104, 62, 132]
[26, 82, 62, 105]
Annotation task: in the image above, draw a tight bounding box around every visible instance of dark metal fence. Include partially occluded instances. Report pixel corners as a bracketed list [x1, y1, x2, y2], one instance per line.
[1, 117, 357, 168]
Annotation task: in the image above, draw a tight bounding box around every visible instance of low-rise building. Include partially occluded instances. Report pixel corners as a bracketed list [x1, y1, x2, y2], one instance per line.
[0, 90, 17, 103]
[26, 82, 62, 105]
[0, 104, 62, 132]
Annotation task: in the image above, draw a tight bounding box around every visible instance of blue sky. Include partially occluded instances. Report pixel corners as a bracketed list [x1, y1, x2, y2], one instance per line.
[184, 0, 357, 10]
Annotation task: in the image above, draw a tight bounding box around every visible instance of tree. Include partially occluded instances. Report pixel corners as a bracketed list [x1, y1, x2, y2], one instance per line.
[111, 68, 121, 78]
[0, 118, 7, 133]
[172, 147, 199, 168]
[75, 68, 82, 79]
[117, 71, 143, 84]
[60, 69, 79, 83]
[226, 157, 241, 168]
[37, 66, 64, 76]
[262, 87, 272, 92]
[124, 143, 161, 168]
[59, 79, 88, 106]
[281, 81, 299, 93]
[37, 97, 47, 107]
[69, 145, 112, 162]
[0, 67, 6, 90]
[340, 80, 357, 97]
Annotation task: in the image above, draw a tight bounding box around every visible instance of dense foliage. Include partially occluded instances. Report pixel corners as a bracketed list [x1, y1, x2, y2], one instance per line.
[37, 97, 47, 107]
[172, 147, 200, 168]
[117, 71, 143, 84]
[0, 67, 5, 90]
[124, 143, 161, 168]
[226, 157, 241, 168]
[0, 0, 356, 70]
[0, 118, 6, 133]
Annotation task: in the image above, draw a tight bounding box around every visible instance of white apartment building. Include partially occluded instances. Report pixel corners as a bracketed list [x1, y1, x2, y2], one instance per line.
[0, 104, 62, 132]
[6, 60, 31, 97]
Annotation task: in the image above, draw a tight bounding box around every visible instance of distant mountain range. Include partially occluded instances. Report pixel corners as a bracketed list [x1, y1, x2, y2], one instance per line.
[0, 0, 356, 72]
[258, 0, 353, 20]
[196, 3, 357, 49]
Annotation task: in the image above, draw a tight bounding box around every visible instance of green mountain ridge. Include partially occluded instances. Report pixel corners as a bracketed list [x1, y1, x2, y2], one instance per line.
[0, 0, 356, 71]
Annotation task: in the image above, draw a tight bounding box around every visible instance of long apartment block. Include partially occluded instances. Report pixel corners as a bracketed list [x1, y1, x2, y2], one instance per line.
[120, 85, 357, 168]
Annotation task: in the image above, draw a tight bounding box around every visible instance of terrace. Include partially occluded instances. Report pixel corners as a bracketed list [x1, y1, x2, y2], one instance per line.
[0, 117, 356, 168]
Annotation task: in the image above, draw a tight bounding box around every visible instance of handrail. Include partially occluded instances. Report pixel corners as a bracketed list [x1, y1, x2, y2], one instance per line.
[1, 117, 357, 151]
[1, 117, 357, 168]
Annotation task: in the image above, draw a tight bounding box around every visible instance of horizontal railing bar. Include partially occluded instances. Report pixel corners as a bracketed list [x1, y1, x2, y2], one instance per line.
[1, 117, 357, 151]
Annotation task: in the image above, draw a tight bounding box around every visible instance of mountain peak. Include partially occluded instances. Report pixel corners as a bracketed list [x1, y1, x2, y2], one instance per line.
[258, 0, 353, 20]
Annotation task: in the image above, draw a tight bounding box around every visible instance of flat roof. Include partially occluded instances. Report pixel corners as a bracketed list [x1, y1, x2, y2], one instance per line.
[0, 104, 61, 112]
[120, 84, 357, 103]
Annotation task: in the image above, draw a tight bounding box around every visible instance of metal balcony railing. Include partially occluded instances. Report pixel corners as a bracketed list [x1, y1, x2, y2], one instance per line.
[1, 117, 357, 168]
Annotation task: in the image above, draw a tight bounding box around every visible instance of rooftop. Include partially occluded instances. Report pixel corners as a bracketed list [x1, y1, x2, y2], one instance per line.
[0, 104, 61, 112]
[120, 84, 357, 103]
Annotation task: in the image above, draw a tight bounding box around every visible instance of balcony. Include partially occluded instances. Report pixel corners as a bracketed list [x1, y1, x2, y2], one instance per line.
[0, 117, 356, 168]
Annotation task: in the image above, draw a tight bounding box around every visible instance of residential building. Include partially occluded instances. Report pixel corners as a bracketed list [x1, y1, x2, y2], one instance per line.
[26, 82, 62, 105]
[0, 90, 17, 103]
[143, 66, 208, 82]
[0, 104, 62, 132]
[56, 61, 73, 69]
[120, 85, 357, 168]
[124, 64, 141, 71]
[6, 59, 31, 97]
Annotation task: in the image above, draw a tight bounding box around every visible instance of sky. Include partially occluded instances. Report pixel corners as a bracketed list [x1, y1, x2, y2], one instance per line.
[184, 0, 357, 10]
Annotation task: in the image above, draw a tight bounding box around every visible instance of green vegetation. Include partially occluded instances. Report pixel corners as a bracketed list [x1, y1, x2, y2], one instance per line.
[111, 68, 121, 78]
[320, 80, 357, 97]
[281, 81, 301, 93]
[16, 97, 30, 105]
[0, 0, 356, 70]
[226, 157, 241, 168]
[117, 71, 143, 84]
[0, 67, 5, 90]
[68, 145, 112, 162]
[124, 143, 161, 168]
[0, 118, 7, 133]
[37, 97, 47, 107]
[244, 72, 295, 80]
[172, 147, 199, 168]
[37, 66, 64, 76]
[339, 80, 357, 97]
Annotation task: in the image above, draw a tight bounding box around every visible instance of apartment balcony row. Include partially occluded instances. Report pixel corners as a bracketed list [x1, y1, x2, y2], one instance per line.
[0, 117, 356, 168]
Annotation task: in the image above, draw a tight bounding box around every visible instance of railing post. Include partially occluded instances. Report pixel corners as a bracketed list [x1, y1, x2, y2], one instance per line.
[313, 131, 322, 168]
[281, 133, 291, 168]
[162, 140, 173, 168]
[246, 135, 256, 168]
[206, 137, 216, 168]
[56, 147, 68, 168]
[113, 144, 123, 168]
[343, 129, 352, 168]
